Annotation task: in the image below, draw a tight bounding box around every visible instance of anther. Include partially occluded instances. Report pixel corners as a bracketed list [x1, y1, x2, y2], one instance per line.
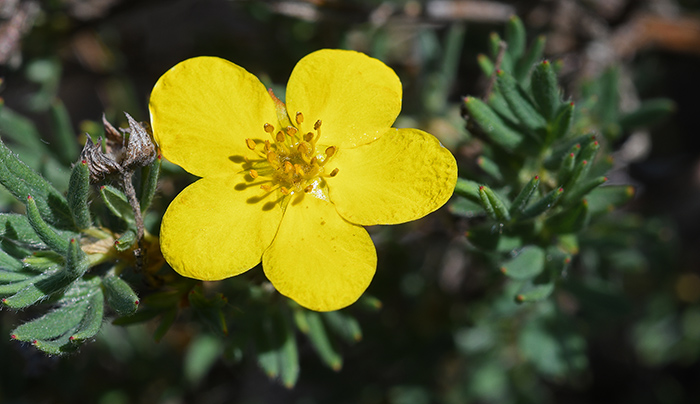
[329, 168, 339, 177]
[245, 138, 256, 150]
[267, 151, 277, 165]
[294, 164, 304, 176]
[304, 132, 314, 142]
[264, 140, 271, 152]
[286, 126, 298, 136]
[325, 146, 336, 158]
[304, 185, 313, 193]
[249, 169, 259, 179]
[284, 161, 293, 173]
[264, 123, 275, 133]
[314, 120, 322, 130]
[280, 186, 290, 195]
[276, 131, 285, 143]
[296, 112, 304, 125]
[260, 184, 272, 192]
[297, 143, 309, 154]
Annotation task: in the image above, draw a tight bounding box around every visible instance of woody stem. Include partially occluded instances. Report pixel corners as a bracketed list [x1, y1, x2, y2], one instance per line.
[120, 170, 145, 270]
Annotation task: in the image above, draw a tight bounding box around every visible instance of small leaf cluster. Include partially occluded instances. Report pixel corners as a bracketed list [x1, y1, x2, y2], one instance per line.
[0, 108, 161, 355]
[453, 16, 670, 302]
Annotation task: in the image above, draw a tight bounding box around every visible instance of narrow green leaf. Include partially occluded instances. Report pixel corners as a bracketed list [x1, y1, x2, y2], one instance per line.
[189, 289, 228, 336]
[449, 196, 485, 218]
[586, 185, 635, 215]
[11, 301, 89, 342]
[25, 195, 69, 254]
[598, 67, 619, 125]
[102, 275, 139, 316]
[67, 160, 92, 230]
[23, 251, 64, 272]
[477, 155, 504, 182]
[0, 138, 74, 229]
[489, 32, 503, 60]
[531, 60, 559, 120]
[114, 230, 137, 252]
[100, 185, 135, 225]
[0, 250, 24, 272]
[30, 333, 79, 355]
[139, 155, 161, 211]
[0, 213, 45, 246]
[557, 144, 580, 185]
[514, 35, 546, 83]
[466, 222, 502, 251]
[501, 246, 545, 280]
[65, 238, 89, 279]
[454, 178, 482, 203]
[184, 334, 222, 386]
[505, 15, 526, 60]
[49, 99, 79, 164]
[520, 187, 564, 220]
[545, 133, 595, 169]
[578, 139, 601, 165]
[322, 311, 362, 344]
[276, 308, 300, 388]
[0, 107, 45, 151]
[487, 91, 520, 125]
[254, 312, 280, 378]
[2, 271, 72, 308]
[545, 200, 590, 233]
[562, 176, 608, 206]
[305, 311, 342, 371]
[464, 96, 523, 150]
[70, 288, 105, 342]
[477, 54, 495, 77]
[510, 176, 540, 218]
[0, 274, 47, 297]
[549, 102, 574, 142]
[479, 186, 510, 222]
[619, 98, 675, 130]
[0, 268, 36, 282]
[516, 282, 555, 303]
[153, 308, 177, 342]
[355, 295, 382, 311]
[495, 70, 546, 132]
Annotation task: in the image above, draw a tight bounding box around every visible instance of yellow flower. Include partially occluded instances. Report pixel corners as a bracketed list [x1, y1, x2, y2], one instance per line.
[149, 49, 457, 311]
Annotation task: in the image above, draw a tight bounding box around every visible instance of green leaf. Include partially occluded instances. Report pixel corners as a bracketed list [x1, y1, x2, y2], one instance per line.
[189, 288, 228, 336]
[1, 270, 72, 308]
[477, 54, 495, 77]
[487, 90, 520, 125]
[11, 301, 89, 342]
[477, 155, 504, 182]
[0, 107, 45, 151]
[22, 251, 64, 272]
[585, 185, 635, 214]
[597, 67, 620, 125]
[515, 35, 546, 83]
[619, 98, 675, 130]
[114, 230, 137, 252]
[479, 186, 510, 222]
[139, 155, 161, 211]
[466, 223, 501, 251]
[545, 200, 590, 233]
[100, 185, 135, 225]
[153, 308, 177, 342]
[30, 333, 80, 355]
[0, 213, 45, 246]
[495, 69, 546, 133]
[509, 175, 540, 219]
[556, 144, 580, 185]
[454, 178, 482, 203]
[102, 275, 139, 316]
[449, 196, 485, 218]
[305, 311, 342, 371]
[549, 102, 574, 142]
[562, 176, 608, 207]
[49, 99, 79, 165]
[69, 288, 105, 343]
[67, 160, 92, 230]
[505, 15, 526, 60]
[276, 307, 300, 388]
[516, 282, 555, 303]
[0, 138, 74, 230]
[25, 195, 70, 254]
[65, 238, 89, 279]
[322, 310, 362, 344]
[184, 334, 223, 386]
[531, 60, 560, 121]
[464, 96, 523, 151]
[520, 187, 564, 220]
[500, 246, 545, 280]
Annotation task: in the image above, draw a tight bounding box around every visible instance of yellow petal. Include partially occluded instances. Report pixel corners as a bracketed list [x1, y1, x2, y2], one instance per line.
[285, 49, 401, 149]
[149, 57, 278, 177]
[160, 173, 283, 281]
[263, 194, 376, 311]
[328, 128, 457, 226]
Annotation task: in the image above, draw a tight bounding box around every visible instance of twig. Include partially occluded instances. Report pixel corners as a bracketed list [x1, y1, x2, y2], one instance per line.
[483, 40, 507, 100]
[120, 170, 145, 271]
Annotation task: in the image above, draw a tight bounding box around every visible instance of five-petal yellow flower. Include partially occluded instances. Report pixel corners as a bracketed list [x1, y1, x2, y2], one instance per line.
[149, 49, 457, 311]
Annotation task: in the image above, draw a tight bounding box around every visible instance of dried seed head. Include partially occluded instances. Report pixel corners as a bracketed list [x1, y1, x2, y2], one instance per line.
[122, 112, 157, 169]
[80, 134, 121, 182]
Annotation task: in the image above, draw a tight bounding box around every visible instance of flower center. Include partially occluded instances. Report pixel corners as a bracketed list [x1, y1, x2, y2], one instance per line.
[243, 112, 338, 197]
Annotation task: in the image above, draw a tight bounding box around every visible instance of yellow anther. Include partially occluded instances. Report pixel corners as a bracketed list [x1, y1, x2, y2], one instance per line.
[304, 185, 313, 193]
[310, 156, 317, 165]
[314, 120, 322, 130]
[260, 184, 271, 192]
[325, 146, 336, 158]
[294, 164, 304, 176]
[264, 123, 275, 133]
[276, 131, 285, 143]
[304, 132, 314, 142]
[249, 169, 259, 179]
[296, 112, 304, 125]
[267, 151, 277, 165]
[280, 186, 290, 195]
[245, 138, 256, 150]
[284, 161, 293, 173]
[297, 142, 309, 154]
[264, 140, 271, 152]
[329, 168, 339, 177]
[286, 126, 298, 136]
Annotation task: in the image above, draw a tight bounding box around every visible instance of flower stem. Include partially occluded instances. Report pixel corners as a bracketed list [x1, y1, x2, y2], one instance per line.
[120, 170, 145, 270]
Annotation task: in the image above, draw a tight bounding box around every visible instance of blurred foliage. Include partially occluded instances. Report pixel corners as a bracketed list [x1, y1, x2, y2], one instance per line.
[0, 1, 698, 404]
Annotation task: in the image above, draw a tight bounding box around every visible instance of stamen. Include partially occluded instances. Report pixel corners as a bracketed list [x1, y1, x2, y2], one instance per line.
[284, 161, 293, 173]
[304, 132, 314, 142]
[286, 126, 298, 137]
[296, 112, 304, 125]
[264, 140, 271, 152]
[314, 120, 322, 130]
[261, 184, 272, 192]
[325, 146, 336, 158]
[304, 185, 313, 193]
[267, 151, 277, 165]
[264, 123, 275, 133]
[276, 131, 286, 143]
[245, 138, 256, 150]
[329, 168, 339, 177]
[249, 169, 259, 179]
[294, 164, 304, 176]
[280, 186, 290, 195]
